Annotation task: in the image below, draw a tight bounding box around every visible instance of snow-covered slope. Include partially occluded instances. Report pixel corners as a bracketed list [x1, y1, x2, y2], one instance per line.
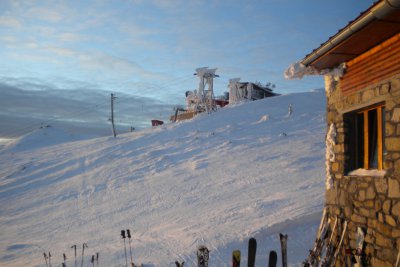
[0, 89, 326, 267]
[2, 126, 94, 152]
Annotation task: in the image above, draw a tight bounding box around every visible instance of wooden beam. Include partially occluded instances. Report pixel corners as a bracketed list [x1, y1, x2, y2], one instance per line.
[377, 107, 383, 170]
[364, 111, 369, 169]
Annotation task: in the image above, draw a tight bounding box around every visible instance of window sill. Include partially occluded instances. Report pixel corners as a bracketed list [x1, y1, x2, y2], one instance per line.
[346, 168, 386, 177]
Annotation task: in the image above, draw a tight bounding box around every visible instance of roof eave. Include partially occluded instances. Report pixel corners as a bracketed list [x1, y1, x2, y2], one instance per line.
[301, 0, 400, 69]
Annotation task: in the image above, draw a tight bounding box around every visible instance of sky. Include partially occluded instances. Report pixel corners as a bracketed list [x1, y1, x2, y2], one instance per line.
[0, 0, 374, 139]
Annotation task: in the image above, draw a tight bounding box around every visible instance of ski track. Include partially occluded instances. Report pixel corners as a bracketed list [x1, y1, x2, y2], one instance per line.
[0, 90, 326, 266]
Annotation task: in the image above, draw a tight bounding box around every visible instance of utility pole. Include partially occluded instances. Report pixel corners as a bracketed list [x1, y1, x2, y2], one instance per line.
[110, 93, 117, 138]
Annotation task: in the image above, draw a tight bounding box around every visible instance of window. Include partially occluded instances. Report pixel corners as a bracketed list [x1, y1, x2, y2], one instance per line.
[344, 104, 385, 172]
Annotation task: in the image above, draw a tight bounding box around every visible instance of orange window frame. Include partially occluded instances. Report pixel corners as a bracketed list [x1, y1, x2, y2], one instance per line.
[358, 105, 384, 170]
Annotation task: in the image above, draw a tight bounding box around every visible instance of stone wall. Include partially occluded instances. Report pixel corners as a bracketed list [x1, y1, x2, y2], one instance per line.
[325, 74, 400, 266]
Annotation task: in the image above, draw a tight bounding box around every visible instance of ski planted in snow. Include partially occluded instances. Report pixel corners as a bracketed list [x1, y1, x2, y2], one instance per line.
[268, 250, 277, 267]
[303, 209, 330, 267]
[247, 237, 257, 267]
[345, 227, 365, 267]
[127, 229, 138, 267]
[121, 230, 128, 267]
[62, 253, 67, 267]
[279, 234, 288, 267]
[354, 227, 365, 267]
[71, 245, 77, 267]
[320, 216, 338, 267]
[81, 243, 88, 267]
[331, 220, 347, 267]
[197, 245, 210, 267]
[232, 250, 241, 267]
[43, 252, 49, 267]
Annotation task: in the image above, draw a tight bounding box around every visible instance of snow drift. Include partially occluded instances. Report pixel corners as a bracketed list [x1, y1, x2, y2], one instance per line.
[0, 89, 326, 267]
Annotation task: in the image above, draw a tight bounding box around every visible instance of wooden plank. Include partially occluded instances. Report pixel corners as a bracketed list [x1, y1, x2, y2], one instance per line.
[364, 111, 369, 169]
[346, 33, 400, 67]
[377, 106, 383, 170]
[341, 53, 400, 93]
[340, 33, 400, 95]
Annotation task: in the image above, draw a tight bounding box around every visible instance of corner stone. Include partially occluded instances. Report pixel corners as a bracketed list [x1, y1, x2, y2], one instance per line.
[392, 201, 400, 219]
[326, 187, 337, 205]
[366, 186, 376, 200]
[371, 257, 392, 267]
[386, 137, 400, 151]
[375, 232, 393, 248]
[351, 214, 367, 224]
[395, 159, 400, 174]
[391, 108, 400, 123]
[385, 215, 397, 227]
[375, 178, 388, 194]
[388, 178, 400, 198]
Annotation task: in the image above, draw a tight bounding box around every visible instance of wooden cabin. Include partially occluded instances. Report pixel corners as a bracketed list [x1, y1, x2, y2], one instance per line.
[289, 0, 400, 266]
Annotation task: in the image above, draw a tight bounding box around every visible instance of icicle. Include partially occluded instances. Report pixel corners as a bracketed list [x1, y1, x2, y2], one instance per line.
[325, 123, 337, 190]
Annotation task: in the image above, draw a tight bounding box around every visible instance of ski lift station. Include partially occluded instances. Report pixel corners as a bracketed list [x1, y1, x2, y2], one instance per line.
[171, 67, 278, 122]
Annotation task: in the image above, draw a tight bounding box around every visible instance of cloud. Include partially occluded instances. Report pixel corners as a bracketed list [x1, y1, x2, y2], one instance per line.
[45, 46, 76, 57]
[25, 7, 64, 22]
[57, 32, 88, 43]
[0, 15, 22, 28]
[75, 50, 169, 82]
[8, 51, 63, 66]
[4, 39, 171, 86]
[119, 21, 159, 39]
[0, 35, 17, 43]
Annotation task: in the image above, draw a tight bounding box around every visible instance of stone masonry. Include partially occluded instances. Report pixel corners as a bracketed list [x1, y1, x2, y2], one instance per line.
[325, 74, 400, 266]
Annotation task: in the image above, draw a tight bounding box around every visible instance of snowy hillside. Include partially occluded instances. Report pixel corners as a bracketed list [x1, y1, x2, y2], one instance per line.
[0, 89, 326, 267]
[2, 126, 97, 152]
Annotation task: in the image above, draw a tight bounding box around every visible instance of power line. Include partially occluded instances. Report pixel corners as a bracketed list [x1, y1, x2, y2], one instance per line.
[3, 99, 110, 139]
[113, 76, 194, 106]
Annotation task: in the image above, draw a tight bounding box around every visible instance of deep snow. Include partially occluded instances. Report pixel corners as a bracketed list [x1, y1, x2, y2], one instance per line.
[0, 89, 326, 267]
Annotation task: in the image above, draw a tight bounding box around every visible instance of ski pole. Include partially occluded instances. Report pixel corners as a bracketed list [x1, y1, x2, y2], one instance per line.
[43, 252, 49, 267]
[71, 245, 77, 267]
[91, 255, 95, 267]
[81, 243, 88, 267]
[63, 253, 67, 267]
[121, 230, 128, 267]
[96, 252, 99, 267]
[48, 251, 52, 267]
[279, 233, 288, 267]
[127, 229, 134, 266]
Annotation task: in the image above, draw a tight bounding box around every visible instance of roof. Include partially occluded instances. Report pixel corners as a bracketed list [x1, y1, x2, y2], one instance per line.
[301, 0, 400, 70]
